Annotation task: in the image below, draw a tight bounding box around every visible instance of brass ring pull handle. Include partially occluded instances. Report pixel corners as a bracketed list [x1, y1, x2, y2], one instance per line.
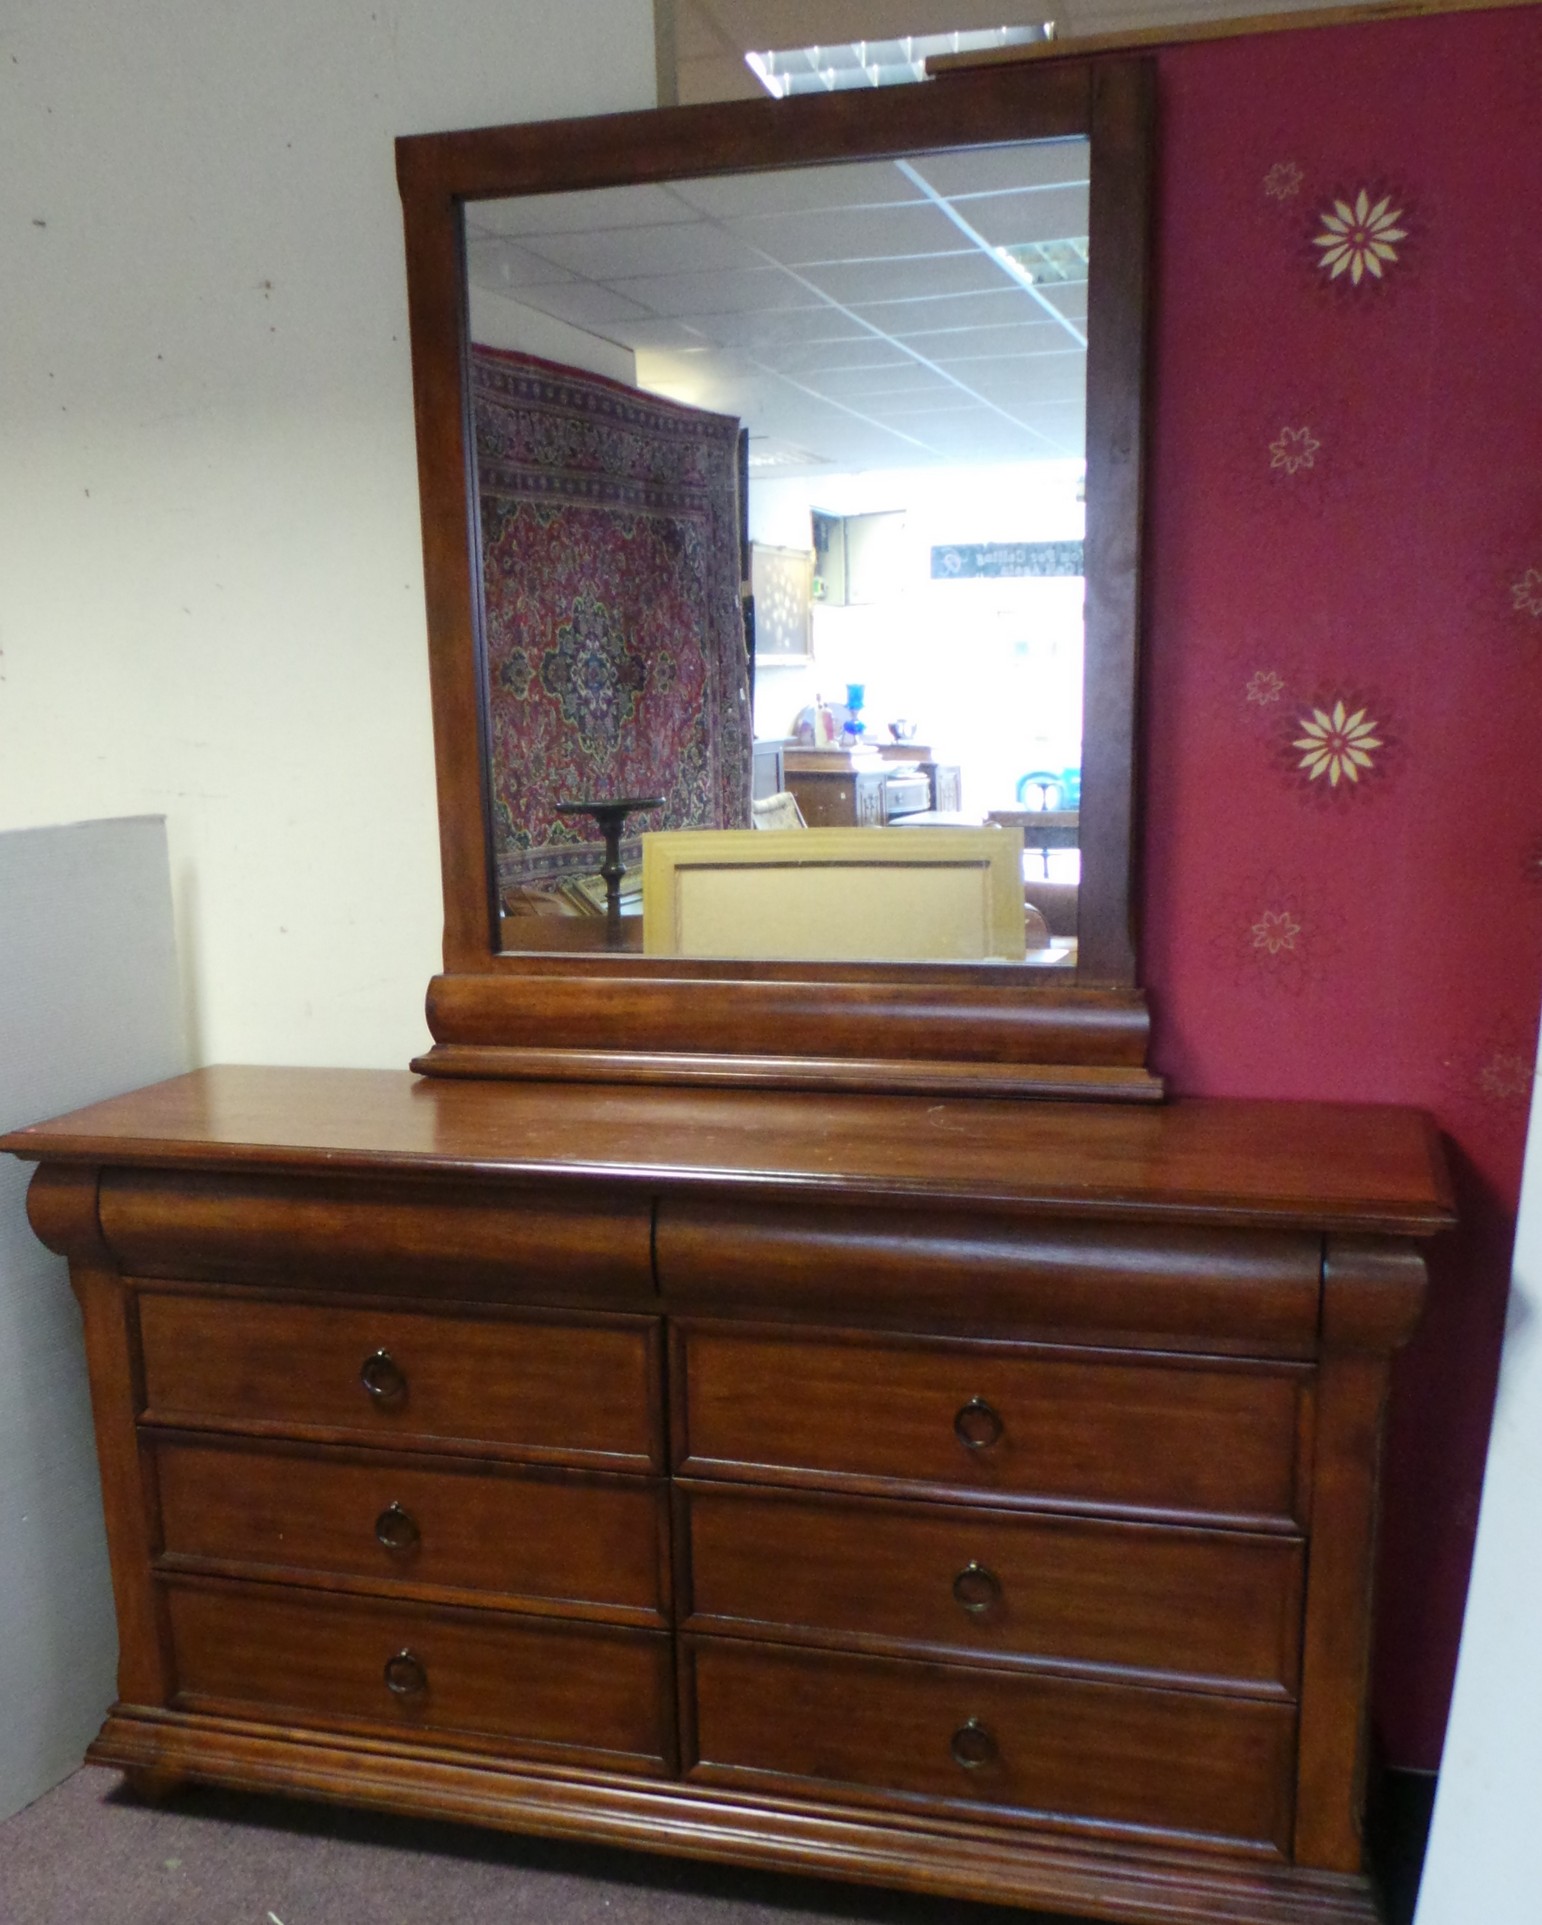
[374, 1501, 421, 1553]
[383, 1649, 427, 1697]
[954, 1396, 1003, 1450]
[950, 1717, 997, 1770]
[360, 1348, 406, 1403]
[952, 1562, 1002, 1614]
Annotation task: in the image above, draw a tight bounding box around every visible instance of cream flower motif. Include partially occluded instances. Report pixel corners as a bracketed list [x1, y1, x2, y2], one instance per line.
[1480, 1049, 1534, 1105]
[1247, 668, 1285, 706]
[1512, 567, 1542, 617]
[1293, 700, 1383, 786]
[1264, 161, 1304, 201]
[1269, 425, 1320, 474]
[1313, 189, 1407, 285]
[1250, 908, 1301, 955]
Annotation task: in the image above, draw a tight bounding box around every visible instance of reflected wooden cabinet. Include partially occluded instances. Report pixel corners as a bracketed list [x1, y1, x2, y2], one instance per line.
[4, 1069, 1452, 1925]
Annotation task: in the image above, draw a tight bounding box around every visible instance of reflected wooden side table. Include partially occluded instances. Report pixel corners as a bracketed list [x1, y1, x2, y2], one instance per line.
[554, 797, 664, 948]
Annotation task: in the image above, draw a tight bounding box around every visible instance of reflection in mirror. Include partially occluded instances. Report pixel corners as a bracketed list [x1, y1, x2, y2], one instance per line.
[465, 138, 1090, 969]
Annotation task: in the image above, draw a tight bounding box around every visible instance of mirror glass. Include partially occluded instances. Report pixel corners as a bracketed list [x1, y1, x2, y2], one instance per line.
[464, 137, 1090, 969]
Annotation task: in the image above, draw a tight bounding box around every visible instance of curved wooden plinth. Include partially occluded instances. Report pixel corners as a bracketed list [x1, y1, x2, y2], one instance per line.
[90, 1708, 1381, 1925]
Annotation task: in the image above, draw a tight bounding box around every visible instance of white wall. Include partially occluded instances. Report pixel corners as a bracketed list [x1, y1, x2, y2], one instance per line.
[1414, 1033, 1542, 1923]
[0, 1, 656, 1069]
[0, 818, 187, 1819]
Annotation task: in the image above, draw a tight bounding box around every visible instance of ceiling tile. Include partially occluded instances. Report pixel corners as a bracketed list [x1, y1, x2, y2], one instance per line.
[800, 361, 956, 400]
[907, 143, 1090, 199]
[616, 264, 824, 318]
[727, 201, 966, 268]
[507, 282, 657, 330]
[954, 185, 1091, 250]
[474, 184, 702, 238]
[528, 221, 761, 280]
[463, 238, 575, 293]
[675, 305, 871, 349]
[804, 251, 1006, 307]
[859, 288, 1043, 336]
[669, 158, 921, 218]
[919, 323, 1077, 364]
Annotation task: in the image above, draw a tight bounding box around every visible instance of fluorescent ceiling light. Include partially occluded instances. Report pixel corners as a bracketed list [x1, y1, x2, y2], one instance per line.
[746, 25, 1055, 97]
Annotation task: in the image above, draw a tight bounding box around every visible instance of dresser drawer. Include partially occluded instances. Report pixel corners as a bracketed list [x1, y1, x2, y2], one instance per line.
[137, 1288, 662, 1469]
[674, 1324, 1309, 1527]
[678, 1483, 1303, 1694]
[151, 1434, 668, 1622]
[685, 1637, 1295, 1853]
[166, 1580, 673, 1774]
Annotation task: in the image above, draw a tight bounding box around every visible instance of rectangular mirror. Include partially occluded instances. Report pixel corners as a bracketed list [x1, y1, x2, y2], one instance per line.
[396, 59, 1157, 1093]
[466, 138, 1091, 969]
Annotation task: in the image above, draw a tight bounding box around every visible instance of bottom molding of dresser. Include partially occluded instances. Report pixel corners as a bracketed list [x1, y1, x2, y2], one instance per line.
[89, 1706, 1383, 1925]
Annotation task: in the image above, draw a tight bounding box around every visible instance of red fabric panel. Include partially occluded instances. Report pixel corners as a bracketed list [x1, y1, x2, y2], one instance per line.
[1144, 10, 1542, 1768]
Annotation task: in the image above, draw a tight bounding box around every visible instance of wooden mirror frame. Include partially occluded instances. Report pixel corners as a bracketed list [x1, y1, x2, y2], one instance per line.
[396, 55, 1158, 1100]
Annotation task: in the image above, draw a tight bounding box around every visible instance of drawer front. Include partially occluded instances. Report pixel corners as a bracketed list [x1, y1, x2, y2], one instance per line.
[138, 1289, 661, 1469]
[152, 1435, 667, 1621]
[676, 1325, 1308, 1527]
[100, 1168, 654, 1304]
[686, 1636, 1295, 1852]
[167, 1581, 673, 1773]
[679, 1483, 1303, 1694]
[657, 1202, 1320, 1354]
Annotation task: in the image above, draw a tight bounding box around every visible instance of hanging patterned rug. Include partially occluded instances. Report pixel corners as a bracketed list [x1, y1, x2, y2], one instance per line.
[471, 345, 752, 896]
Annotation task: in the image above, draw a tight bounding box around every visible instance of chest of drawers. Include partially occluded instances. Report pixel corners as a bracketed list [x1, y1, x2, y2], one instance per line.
[3, 1067, 1452, 1925]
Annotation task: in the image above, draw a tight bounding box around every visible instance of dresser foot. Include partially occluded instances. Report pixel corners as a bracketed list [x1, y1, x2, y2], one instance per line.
[120, 1765, 187, 1806]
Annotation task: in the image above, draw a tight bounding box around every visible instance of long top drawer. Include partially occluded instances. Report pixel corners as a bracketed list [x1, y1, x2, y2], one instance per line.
[657, 1202, 1321, 1353]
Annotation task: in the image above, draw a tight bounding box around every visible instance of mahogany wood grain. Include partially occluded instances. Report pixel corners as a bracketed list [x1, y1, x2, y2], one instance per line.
[658, 1201, 1321, 1355]
[683, 1637, 1297, 1854]
[2, 1068, 1457, 1238]
[674, 1322, 1311, 1530]
[150, 1433, 668, 1624]
[1077, 55, 1151, 986]
[676, 1482, 1304, 1696]
[135, 1287, 663, 1472]
[86, 1707, 1385, 1924]
[98, 1167, 653, 1303]
[414, 1043, 1164, 1101]
[0, 1079, 1453, 1925]
[73, 1260, 174, 1707]
[24, 1161, 114, 1264]
[165, 1579, 674, 1775]
[1293, 1238, 1429, 1873]
[420, 976, 1160, 1085]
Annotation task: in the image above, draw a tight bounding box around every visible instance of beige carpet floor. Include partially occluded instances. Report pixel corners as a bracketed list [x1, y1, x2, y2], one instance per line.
[0, 1767, 1078, 1925]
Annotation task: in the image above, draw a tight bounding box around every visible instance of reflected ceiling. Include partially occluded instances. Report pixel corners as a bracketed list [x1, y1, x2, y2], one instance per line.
[465, 142, 1089, 477]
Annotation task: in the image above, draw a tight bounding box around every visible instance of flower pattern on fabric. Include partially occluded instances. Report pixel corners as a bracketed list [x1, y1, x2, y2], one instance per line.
[1313, 189, 1408, 284]
[539, 592, 647, 753]
[1269, 425, 1320, 474]
[1247, 669, 1286, 707]
[1293, 698, 1383, 786]
[472, 346, 751, 892]
[1512, 567, 1542, 618]
[1263, 161, 1304, 201]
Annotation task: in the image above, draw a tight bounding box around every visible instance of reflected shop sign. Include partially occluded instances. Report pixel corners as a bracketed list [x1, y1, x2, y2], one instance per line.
[931, 541, 1085, 580]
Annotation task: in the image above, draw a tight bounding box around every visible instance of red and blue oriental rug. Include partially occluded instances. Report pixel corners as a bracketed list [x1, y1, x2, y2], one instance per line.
[471, 346, 752, 895]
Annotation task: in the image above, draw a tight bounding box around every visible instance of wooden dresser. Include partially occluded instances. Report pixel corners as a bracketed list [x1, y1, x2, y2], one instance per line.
[3, 1066, 1452, 1925]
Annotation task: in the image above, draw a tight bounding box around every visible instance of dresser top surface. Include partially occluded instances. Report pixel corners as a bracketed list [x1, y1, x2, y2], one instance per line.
[0, 1066, 1453, 1235]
